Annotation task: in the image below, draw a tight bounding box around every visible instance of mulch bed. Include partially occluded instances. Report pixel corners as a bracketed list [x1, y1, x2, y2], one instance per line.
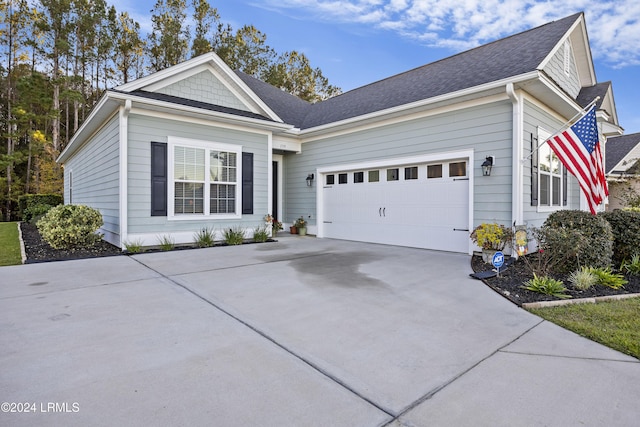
[471, 254, 640, 306]
[20, 222, 122, 263]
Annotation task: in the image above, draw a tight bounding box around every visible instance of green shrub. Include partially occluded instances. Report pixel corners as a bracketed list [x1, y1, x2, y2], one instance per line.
[600, 210, 640, 265]
[521, 274, 571, 299]
[522, 226, 589, 276]
[587, 267, 627, 289]
[621, 255, 640, 275]
[124, 239, 144, 254]
[568, 267, 598, 291]
[194, 227, 216, 247]
[223, 227, 245, 245]
[19, 194, 63, 222]
[37, 204, 103, 249]
[24, 203, 54, 224]
[253, 226, 269, 243]
[157, 235, 175, 251]
[542, 210, 613, 272]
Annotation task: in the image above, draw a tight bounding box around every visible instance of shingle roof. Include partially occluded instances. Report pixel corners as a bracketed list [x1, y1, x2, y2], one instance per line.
[606, 133, 640, 174]
[239, 12, 581, 130]
[122, 89, 276, 122]
[577, 82, 610, 110]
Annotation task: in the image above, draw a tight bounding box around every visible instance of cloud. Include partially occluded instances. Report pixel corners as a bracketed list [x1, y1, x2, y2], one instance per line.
[258, 0, 640, 68]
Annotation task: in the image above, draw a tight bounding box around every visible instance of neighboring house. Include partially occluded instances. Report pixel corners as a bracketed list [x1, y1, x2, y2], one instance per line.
[605, 133, 640, 210]
[58, 12, 625, 254]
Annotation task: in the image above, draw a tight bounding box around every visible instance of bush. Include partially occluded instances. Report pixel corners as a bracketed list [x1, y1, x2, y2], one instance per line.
[253, 226, 269, 243]
[194, 227, 216, 247]
[568, 267, 598, 291]
[587, 267, 627, 289]
[223, 227, 245, 245]
[542, 210, 613, 272]
[157, 235, 175, 251]
[37, 204, 103, 249]
[522, 226, 589, 276]
[600, 210, 640, 265]
[18, 194, 63, 222]
[521, 274, 571, 299]
[470, 223, 513, 250]
[621, 255, 640, 275]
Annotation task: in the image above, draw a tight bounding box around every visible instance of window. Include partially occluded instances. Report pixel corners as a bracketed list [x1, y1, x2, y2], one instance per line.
[387, 168, 399, 181]
[169, 139, 241, 217]
[368, 170, 379, 182]
[338, 173, 348, 184]
[404, 166, 418, 180]
[354, 171, 364, 183]
[539, 142, 564, 206]
[209, 151, 237, 214]
[449, 161, 467, 177]
[326, 174, 335, 185]
[68, 171, 73, 204]
[427, 164, 442, 179]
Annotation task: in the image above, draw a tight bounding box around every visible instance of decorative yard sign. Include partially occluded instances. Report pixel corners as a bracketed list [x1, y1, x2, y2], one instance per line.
[492, 251, 504, 277]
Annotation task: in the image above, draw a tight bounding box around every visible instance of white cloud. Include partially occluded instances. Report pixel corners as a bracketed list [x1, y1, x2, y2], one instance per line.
[259, 0, 640, 68]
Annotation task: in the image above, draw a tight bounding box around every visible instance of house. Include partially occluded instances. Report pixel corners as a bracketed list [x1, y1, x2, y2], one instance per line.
[605, 133, 640, 210]
[58, 12, 625, 254]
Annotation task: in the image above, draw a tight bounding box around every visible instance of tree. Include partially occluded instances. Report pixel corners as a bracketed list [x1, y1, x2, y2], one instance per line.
[147, 0, 189, 72]
[113, 11, 144, 84]
[191, 0, 220, 57]
[215, 25, 275, 77]
[263, 50, 341, 103]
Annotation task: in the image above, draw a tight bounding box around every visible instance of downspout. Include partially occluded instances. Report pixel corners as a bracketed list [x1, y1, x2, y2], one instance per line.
[506, 83, 524, 229]
[119, 99, 132, 249]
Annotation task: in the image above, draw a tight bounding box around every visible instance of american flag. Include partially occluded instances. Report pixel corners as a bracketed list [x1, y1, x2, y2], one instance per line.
[547, 106, 608, 214]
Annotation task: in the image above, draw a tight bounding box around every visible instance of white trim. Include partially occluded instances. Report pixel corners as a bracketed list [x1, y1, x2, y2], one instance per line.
[267, 134, 273, 216]
[118, 100, 131, 248]
[167, 136, 243, 221]
[315, 149, 474, 255]
[507, 84, 524, 227]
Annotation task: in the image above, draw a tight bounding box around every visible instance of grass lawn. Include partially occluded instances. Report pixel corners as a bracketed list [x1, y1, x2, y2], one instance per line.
[0, 222, 22, 266]
[528, 297, 640, 360]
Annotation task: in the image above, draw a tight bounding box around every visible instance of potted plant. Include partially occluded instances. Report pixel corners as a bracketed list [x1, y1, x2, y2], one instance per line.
[470, 223, 513, 263]
[264, 214, 283, 237]
[295, 216, 308, 236]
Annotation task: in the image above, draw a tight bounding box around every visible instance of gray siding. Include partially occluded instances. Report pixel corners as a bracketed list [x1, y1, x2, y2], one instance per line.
[284, 101, 514, 227]
[156, 70, 249, 112]
[543, 41, 581, 99]
[127, 114, 269, 237]
[64, 114, 120, 245]
[522, 100, 581, 228]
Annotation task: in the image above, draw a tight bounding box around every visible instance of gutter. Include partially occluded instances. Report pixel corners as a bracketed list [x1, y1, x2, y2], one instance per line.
[506, 82, 524, 228]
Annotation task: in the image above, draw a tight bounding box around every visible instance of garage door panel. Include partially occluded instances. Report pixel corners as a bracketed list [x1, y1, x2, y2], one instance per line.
[322, 159, 470, 253]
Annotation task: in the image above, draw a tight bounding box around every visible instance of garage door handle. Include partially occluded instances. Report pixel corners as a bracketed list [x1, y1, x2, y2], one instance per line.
[383, 207, 386, 217]
[379, 207, 381, 217]
[454, 178, 469, 181]
[453, 228, 469, 231]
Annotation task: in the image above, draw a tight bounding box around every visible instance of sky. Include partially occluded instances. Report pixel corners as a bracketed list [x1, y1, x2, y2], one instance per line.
[113, 0, 640, 134]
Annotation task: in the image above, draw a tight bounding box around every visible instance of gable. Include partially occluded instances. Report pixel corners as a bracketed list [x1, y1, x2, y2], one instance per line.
[154, 69, 250, 112]
[542, 39, 581, 98]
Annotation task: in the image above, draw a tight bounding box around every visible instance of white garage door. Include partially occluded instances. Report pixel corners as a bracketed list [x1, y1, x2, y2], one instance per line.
[322, 159, 470, 253]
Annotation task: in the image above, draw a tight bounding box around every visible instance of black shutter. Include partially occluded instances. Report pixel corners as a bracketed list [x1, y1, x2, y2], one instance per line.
[242, 152, 253, 214]
[563, 166, 568, 206]
[151, 142, 167, 216]
[531, 133, 538, 206]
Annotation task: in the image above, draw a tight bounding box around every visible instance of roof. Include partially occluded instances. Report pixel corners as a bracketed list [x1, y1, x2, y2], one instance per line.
[576, 82, 610, 110]
[606, 133, 640, 174]
[124, 89, 275, 122]
[238, 13, 582, 130]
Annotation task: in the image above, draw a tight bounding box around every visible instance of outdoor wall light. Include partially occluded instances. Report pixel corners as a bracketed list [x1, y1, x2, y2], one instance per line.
[306, 173, 315, 186]
[481, 156, 495, 176]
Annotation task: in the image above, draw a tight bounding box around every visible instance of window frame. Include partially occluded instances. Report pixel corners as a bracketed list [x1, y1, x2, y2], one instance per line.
[167, 136, 242, 220]
[537, 127, 567, 211]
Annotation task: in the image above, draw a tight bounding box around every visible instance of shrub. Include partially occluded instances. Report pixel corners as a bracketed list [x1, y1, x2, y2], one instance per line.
[600, 210, 640, 265]
[253, 226, 269, 243]
[157, 235, 175, 251]
[587, 267, 627, 290]
[223, 227, 245, 245]
[194, 227, 216, 247]
[470, 223, 513, 250]
[621, 255, 640, 275]
[24, 203, 54, 224]
[521, 226, 589, 276]
[124, 239, 144, 254]
[37, 204, 103, 249]
[521, 274, 571, 299]
[568, 267, 598, 291]
[542, 210, 613, 273]
[19, 194, 63, 222]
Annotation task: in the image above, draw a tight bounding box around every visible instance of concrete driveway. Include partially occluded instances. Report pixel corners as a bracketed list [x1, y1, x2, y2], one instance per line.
[1, 236, 639, 426]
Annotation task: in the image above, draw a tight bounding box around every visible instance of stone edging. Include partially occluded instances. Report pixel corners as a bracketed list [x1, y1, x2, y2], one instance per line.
[523, 293, 640, 309]
[17, 221, 27, 264]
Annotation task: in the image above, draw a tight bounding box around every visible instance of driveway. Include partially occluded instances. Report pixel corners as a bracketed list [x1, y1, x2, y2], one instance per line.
[1, 236, 639, 426]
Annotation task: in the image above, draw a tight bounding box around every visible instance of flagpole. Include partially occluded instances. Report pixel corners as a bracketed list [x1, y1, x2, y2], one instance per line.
[521, 96, 600, 163]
